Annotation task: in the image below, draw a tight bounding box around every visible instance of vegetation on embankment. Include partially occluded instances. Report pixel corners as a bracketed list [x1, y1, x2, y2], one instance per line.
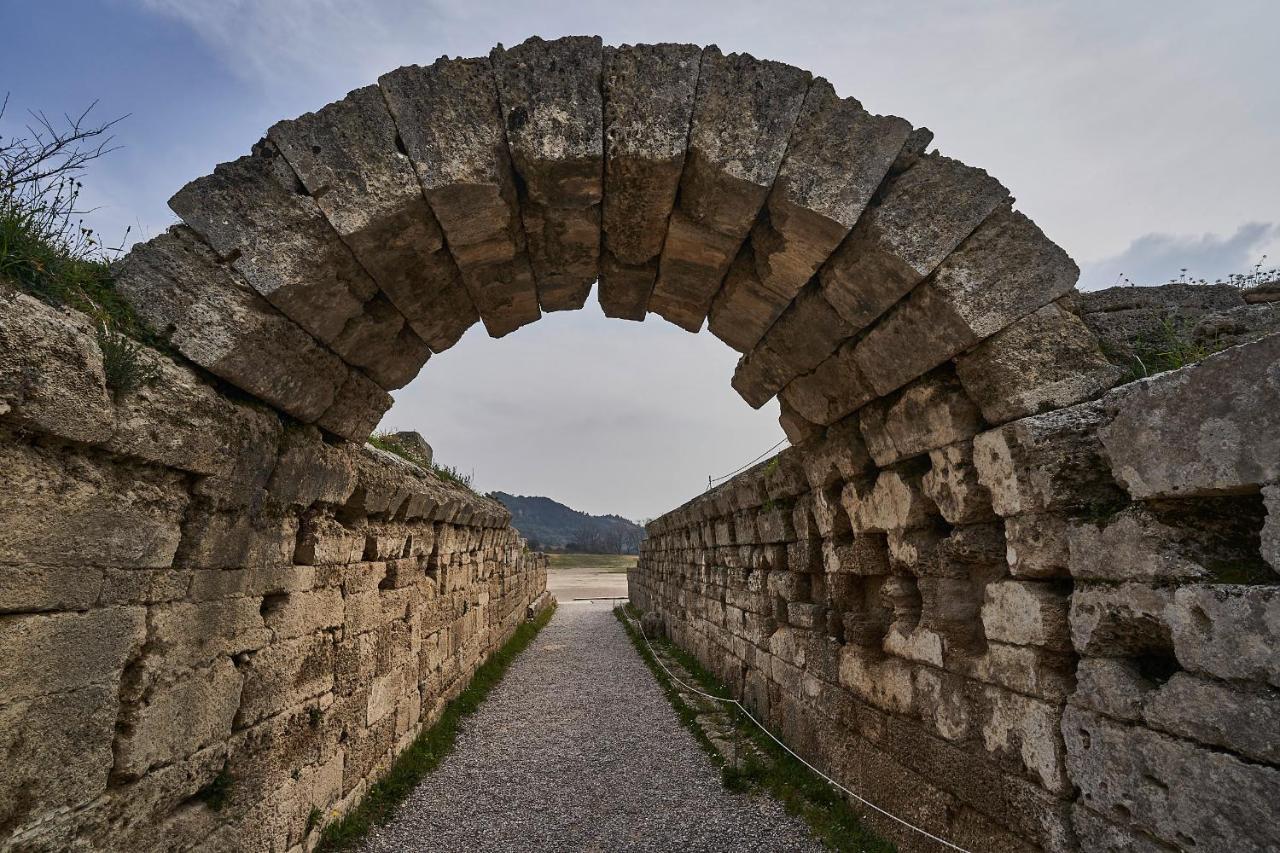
[547, 553, 638, 572]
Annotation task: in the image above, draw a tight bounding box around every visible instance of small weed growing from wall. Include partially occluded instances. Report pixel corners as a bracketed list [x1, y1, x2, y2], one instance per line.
[367, 432, 476, 493]
[96, 322, 159, 399]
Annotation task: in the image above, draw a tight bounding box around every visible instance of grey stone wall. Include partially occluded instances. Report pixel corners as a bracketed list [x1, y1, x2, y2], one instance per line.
[0, 290, 548, 851]
[631, 332, 1280, 853]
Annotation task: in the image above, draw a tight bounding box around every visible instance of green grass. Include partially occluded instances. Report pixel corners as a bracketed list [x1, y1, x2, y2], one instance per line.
[315, 602, 556, 851]
[614, 605, 895, 853]
[366, 432, 477, 493]
[547, 553, 638, 572]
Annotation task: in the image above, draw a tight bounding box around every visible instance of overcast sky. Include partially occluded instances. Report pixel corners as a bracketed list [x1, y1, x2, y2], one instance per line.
[5, 1, 1278, 519]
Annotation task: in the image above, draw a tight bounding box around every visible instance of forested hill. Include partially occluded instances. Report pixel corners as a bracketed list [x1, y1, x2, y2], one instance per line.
[489, 492, 646, 554]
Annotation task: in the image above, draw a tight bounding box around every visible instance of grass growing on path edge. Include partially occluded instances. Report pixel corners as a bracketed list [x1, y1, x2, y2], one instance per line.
[316, 602, 557, 851]
[614, 605, 895, 853]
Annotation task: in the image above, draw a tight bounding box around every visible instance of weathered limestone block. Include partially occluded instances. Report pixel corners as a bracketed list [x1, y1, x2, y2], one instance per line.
[261, 588, 345, 642]
[492, 36, 603, 311]
[778, 339, 876, 426]
[0, 607, 145, 701]
[0, 684, 119, 833]
[843, 467, 935, 533]
[0, 290, 113, 444]
[922, 441, 996, 524]
[1071, 805, 1180, 853]
[819, 153, 1008, 335]
[741, 282, 854, 403]
[1099, 333, 1280, 498]
[884, 623, 944, 667]
[113, 659, 243, 779]
[823, 536, 890, 576]
[150, 598, 272, 670]
[1166, 584, 1279, 687]
[267, 425, 359, 509]
[967, 642, 1075, 702]
[913, 667, 970, 741]
[1004, 513, 1071, 578]
[316, 369, 394, 442]
[1063, 707, 1280, 852]
[858, 369, 985, 466]
[1072, 657, 1149, 721]
[650, 48, 811, 331]
[707, 81, 911, 350]
[1144, 672, 1280, 764]
[980, 580, 1071, 651]
[176, 503, 298, 570]
[1069, 583, 1173, 657]
[838, 645, 915, 714]
[0, 565, 104, 614]
[981, 686, 1069, 793]
[778, 398, 824, 445]
[379, 56, 541, 336]
[235, 633, 336, 728]
[731, 339, 793, 408]
[113, 228, 356, 428]
[853, 206, 1079, 397]
[270, 93, 476, 356]
[972, 401, 1124, 517]
[801, 417, 872, 490]
[0, 441, 188, 569]
[599, 42, 702, 319]
[170, 145, 430, 391]
[1066, 500, 1271, 583]
[955, 302, 1122, 424]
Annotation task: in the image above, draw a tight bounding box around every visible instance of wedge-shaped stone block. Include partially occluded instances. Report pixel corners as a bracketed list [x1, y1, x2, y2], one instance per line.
[115, 227, 356, 419]
[738, 282, 854, 401]
[858, 369, 985, 466]
[379, 56, 541, 336]
[956, 302, 1122, 424]
[1063, 707, 1280, 852]
[169, 146, 428, 390]
[778, 340, 876, 426]
[732, 340, 794, 409]
[651, 48, 810, 331]
[972, 401, 1124, 516]
[853, 206, 1079, 396]
[492, 36, 603, 311]
[820, 153, 1008, 335]
[0, 290, 113, 444]
[708, 81, 912, 350]
[269, 86, 477, 352]
[0, 442, 188, 569]
[1166, 584, 1279, 687]
[801, 418, 872, 490]
[599, 43, 702, 319]
[1099, 333, 1280, 499]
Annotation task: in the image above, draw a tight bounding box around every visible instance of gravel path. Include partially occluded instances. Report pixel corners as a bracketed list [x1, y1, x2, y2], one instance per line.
[360, 600, 824, 852]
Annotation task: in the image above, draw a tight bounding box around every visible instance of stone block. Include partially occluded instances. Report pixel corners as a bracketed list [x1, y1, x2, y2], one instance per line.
[922, 441, 996, 524]
[261, 588, 345, 641]
[1071, 657, 1149, 722]
[1144, 672, 1280, 764]
[151, 598, 271, 670]
[838, 645, 915, 714]
[823, 536, 890, 576]
[955, 302, 1122, 424]
[972, 401, 1124, 516]
[746, 282, 854, 395]
[492, 36, 603, 311]
[843, 467, 935, 533]
[1063, 707, 1280, 851]
[1069, 582, 1173, 657]
[1071, 806, 1180, 853]
[235, 633, 336, 728]
[968, 642, 1075, 702]
[778, 339, 876, 426]
[650, 47, 810, 331]
[1099, 333, 1280, 498]
[176, 505, 298, 570]
[980, 580, 1071, 651]
[858, 368, 985, 466]
[0, 607, 145, 701]
[801, 417, 873, 490]
[913, 666, 971, 741]
[819, 152, 1008, 333]
[1166, 584, 1279, 687]
[1004, 513, 1071, 578]
[267, 425, 359, 509]
[0, 565, 104, 614]
[315, 367, 394, 442]
[379, 56, 541, 336]
[268, 84, 477, 352]
[853, 206, 1079, 397]
[0, 441, 188, 570]
[981, 685, 1069, 793]
[599, 43, 701, 319]
[0, 290, 113, 444]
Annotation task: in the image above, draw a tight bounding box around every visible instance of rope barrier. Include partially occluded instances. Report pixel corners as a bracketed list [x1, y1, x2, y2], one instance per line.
[620, 610, 973, 853]
[706, 437, 790, 490]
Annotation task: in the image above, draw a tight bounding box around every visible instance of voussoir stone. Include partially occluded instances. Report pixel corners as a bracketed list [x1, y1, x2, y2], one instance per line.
[735, 282, 853, 404]
[268, 84, 478, 353]
[492, 36, 603, 312]
[379, 56, 541, 337]
[707, 80, 912, 351]
[853, 205, 1080, 396]
[778, 339, 877, 426]
[599, 42, 702, 320]
[113, 227, 351, 425]
[650, 47, 811, 332]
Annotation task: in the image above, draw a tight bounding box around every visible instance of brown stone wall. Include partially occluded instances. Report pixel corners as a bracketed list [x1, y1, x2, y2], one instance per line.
[631, 332, 1280, 853]
[0, 290, 548, 851]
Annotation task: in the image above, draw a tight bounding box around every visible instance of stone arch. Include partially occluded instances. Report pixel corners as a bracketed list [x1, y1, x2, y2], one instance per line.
[113, 36, 1114, 448]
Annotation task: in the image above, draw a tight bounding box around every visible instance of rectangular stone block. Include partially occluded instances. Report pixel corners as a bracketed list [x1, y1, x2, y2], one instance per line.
[1144, 672, 1280, 764]
[492, 36, 603, 311]
[1069, 582, 1174, 657]
[650, 48, 811, 331]
[1166, 584, 1279, 687]
[0, 608, 145, 702]
[980, 685, 1069, 793]
[980, 580, 1071, 651]
[743, 282, 854, 401]
[599, 43, 702, 320]
[922, 441, 996, 524]
[852, 206, 1079, 397]
[858, 368, 985, 466]
[268, 84, 478, 353]
[379, 56, 541, 337]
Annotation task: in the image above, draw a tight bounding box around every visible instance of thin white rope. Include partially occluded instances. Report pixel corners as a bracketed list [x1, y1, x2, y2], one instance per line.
[707, 437, 790, 487]
[620, 611, 973, 853]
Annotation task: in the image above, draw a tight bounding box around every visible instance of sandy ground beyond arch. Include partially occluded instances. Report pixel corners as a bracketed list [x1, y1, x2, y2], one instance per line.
[360, 601, 822, 853]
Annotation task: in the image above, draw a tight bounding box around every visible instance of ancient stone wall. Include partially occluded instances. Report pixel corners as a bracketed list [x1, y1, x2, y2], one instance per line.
[0, 289, 549, 851]
[631, 329, 1280, 853]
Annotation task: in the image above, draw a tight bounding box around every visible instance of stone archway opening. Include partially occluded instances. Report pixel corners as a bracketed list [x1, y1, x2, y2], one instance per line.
[1, 35, 1276, 853]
